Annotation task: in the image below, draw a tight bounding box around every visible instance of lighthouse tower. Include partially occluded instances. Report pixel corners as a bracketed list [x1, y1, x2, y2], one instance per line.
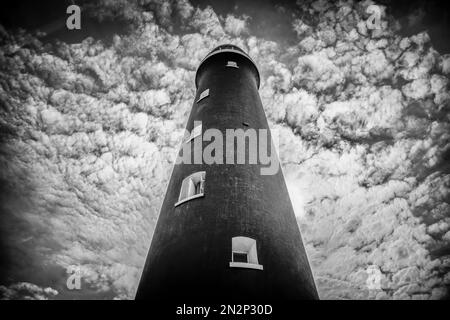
[135, 44, 318, 300]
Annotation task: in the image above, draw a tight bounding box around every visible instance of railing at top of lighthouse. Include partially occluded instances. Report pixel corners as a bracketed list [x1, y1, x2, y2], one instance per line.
[195, 44, 260, 89]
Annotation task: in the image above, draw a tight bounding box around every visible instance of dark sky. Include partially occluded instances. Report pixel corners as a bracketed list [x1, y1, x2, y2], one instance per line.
[0, 0, 449, 52]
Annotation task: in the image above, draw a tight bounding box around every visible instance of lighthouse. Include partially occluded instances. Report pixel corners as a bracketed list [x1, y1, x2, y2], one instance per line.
[135, 44, 318, 300]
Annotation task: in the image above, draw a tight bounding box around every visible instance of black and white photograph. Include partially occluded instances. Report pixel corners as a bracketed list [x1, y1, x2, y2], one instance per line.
[0, 0, 449, 305]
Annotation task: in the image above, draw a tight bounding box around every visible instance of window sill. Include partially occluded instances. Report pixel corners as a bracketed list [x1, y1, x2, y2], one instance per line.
[229, 262, 263, 270]
[175, 193, 204, 207]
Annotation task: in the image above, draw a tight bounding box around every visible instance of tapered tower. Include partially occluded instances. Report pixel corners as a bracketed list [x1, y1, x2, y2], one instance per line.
[136, 44, 318, 300]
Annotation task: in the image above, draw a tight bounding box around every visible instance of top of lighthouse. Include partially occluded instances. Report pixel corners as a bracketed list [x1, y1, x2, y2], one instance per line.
[195, 44, 260, 89]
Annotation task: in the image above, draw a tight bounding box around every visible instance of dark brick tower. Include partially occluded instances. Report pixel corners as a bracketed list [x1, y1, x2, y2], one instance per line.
[135, 44, 318, 300]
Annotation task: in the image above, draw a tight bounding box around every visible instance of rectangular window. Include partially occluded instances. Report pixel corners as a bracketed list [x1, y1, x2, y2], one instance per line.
[226, 61, 239, 68]
[197, 88, 209, 102]
[229, 236, 263, 270]
[186, 123, 202, 143]
[175, 171, 206, 207]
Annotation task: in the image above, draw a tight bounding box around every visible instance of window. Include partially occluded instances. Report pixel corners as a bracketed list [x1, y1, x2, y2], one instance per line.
[232, 252, 248, 263]
[229, 237, 263, 270]
[226, 61, 239, 68]
[186, 123, 202, 143]
[175, 171, 205, 206]
[197, 88, 209, 102]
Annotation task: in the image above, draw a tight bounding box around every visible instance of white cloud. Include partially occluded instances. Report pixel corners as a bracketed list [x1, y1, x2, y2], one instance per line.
[224, 15, 249, 36]
[0, 283, 58, 300]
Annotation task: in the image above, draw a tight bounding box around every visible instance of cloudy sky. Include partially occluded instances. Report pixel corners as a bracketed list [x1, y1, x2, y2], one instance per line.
[0, 0, 449, 300]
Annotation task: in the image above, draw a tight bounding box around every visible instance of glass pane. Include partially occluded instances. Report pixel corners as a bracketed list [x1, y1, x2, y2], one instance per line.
[233, 252, 248, 263]
[194, 181, 202, 194]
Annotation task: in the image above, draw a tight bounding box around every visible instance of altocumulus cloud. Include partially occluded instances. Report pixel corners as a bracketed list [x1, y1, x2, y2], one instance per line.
[0, 0, 449, 299]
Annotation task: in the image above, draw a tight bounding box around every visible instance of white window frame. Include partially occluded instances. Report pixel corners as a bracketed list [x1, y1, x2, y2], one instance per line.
[226, 61, 239, 68]
[175, 171, 206, 207]
[229, 236, 263, 270]
[197, 88, 209, 103]
[186, 123, 202, 143]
